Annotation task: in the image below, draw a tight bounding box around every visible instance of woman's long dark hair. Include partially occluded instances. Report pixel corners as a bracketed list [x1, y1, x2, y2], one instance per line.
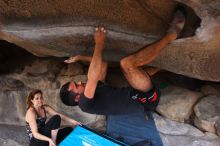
[26, 89, 43, 110]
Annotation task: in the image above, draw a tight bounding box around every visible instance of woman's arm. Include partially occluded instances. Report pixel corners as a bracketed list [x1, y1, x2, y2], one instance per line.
[45, 105, 80, 126]
[26, 109, 56, 146]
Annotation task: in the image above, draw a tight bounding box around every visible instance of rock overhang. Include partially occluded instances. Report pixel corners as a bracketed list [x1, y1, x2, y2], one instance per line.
[1, 0, 220, 81]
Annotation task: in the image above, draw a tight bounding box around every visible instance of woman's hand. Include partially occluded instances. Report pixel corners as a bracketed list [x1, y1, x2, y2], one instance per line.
[72, 120, 82, 126]
[48, 139, 56, 146]
[64, 55, 81, 64]
[45, 105, 82, 128]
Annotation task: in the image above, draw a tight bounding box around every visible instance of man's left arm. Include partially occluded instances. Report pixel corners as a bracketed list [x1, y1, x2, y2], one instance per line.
[64, 55, 108, 82]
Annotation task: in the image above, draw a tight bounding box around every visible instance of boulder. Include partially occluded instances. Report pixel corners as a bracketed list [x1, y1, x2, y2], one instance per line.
[0, 90, 27, 125]
[215, 120, 220, 137]
[194, 95, 220, 134]
[200, 82, 220, 96]
[157, 85, 203, 122]
[0, 58, 105, 129]
[153, 113, 220, 146]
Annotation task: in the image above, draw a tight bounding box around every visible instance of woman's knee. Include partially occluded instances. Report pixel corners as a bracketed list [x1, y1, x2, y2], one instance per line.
[51, 115, 61, 122]
[49, 115, 61, 129]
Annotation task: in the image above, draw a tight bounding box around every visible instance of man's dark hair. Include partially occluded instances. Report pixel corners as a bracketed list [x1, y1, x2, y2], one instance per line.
[60, 82, 78, 106]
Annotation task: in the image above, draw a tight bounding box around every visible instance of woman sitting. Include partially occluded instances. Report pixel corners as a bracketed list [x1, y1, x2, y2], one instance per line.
[25, 89, 80, 146]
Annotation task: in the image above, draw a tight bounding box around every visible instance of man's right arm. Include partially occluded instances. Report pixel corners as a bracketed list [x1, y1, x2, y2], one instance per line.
[83, 27, 106, 99]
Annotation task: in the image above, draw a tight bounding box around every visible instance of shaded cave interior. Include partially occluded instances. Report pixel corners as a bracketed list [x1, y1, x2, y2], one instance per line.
[0, 38, 205, 91]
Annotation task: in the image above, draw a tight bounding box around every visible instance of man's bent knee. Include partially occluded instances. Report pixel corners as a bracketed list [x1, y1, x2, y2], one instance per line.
[120, 57, 134, 71]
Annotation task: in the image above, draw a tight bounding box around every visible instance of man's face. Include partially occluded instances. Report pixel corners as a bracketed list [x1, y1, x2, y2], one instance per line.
[68, 82, 77, 92]
[68, 81, 85, 102]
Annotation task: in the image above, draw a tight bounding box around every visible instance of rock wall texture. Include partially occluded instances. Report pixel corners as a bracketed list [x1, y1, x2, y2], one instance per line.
[0, 0, 220, 145]
[0, 0, 220, 81]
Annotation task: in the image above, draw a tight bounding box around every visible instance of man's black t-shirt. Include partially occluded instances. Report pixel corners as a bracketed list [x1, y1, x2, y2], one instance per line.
[78, 81, 160, 115]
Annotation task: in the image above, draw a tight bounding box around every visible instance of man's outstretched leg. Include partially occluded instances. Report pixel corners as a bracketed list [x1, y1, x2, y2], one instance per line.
[120, 7, 186, 106]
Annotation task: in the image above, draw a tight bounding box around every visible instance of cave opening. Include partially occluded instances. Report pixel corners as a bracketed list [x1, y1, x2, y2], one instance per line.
[0, 40, 37, 75]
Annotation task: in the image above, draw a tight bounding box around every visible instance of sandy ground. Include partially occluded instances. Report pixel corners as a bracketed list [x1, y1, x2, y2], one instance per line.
[0, 124, 29, 146]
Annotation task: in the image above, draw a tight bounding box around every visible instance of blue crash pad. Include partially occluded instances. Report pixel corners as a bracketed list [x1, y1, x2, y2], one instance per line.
[59, 125, 129, 146]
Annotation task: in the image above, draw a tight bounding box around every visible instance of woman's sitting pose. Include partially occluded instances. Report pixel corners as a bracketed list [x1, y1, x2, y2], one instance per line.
[25, 89, 80, 146]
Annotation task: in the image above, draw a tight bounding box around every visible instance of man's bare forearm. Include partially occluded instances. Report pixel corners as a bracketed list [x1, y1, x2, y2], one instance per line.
[64, 55, 92, 64]
[77, 55, 92, 63]
[78, 55, 108, 82]
[84, 46, 104, 98]
[84, 27, 106, 99]
[87, 45, 104, 81]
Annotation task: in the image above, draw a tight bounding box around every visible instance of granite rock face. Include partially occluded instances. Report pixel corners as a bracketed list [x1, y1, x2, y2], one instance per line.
[0, 1, 220, 144]
[215, 120, 220, 137]
[153, 113, 220, 146]
[157, 86, 203, 122]
[194, 95, 220, 134]
[200, 83, 220, 96]
[0, 0, 220, 81]
[0, 56, 219, 145]
[0, 58, 106, 130]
